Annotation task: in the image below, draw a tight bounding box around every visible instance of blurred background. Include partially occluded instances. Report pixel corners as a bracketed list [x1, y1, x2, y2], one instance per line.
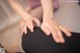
[0, 0, 26, 53]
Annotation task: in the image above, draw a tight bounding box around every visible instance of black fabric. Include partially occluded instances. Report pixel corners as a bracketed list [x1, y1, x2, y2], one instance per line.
[22, 27, 80, 53]
[78, 0, 80, 5]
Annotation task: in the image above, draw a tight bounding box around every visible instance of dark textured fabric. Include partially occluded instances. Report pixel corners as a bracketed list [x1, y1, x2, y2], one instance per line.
[22, 27, 80, 53]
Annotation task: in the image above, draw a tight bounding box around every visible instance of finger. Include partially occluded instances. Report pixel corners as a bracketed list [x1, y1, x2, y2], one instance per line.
[54, 25, 65, 43]
[23, 24, 27, 34]
[51, 29, 60, 43]
[22, 24, 27, 34]
[44, 23, 60, 43]
[59, 25, 72, 37]
[33, 18, 40, 27]
[56, 28, 65, 43]
[27, 21, 34, 32]
[19, 20, 25, 34]
[62, 25, 73, 32]
[41, 24, 51, 36]
[23, 27, 27, 34]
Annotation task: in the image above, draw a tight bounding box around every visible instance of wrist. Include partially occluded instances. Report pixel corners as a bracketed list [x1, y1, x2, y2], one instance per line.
[43, 14, 54, 20]
[21, 13, 30, 21]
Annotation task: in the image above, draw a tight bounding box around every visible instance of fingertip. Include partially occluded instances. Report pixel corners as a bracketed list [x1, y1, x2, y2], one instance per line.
[24, 30, 27, 34]
[31, 29, 34, 32]
[30, 27, 34, 32]
[47, 32, 51, 36]
[22, 28, 27, 34]
[52, 33, 60, 43]
[67, 33, 72, 37]
[65, 32, 72, 37]
[56, 40, 60, 43]
[70, 30, 74, 32]
[28, 25, 34, 32]
[60, 39, 65, 44]
[54, 38, 60, 43]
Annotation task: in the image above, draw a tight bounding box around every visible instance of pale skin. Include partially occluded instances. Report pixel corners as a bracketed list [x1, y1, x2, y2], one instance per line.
[8, 0, 40, 33]
[8, 0, 73, 43]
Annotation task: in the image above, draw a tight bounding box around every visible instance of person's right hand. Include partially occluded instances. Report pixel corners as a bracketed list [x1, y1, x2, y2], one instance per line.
[20, 15, 40, 35]
[41, 16, 73, 43]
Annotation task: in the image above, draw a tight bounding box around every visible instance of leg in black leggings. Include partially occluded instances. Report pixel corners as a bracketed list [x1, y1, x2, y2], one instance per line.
[22, 27, 80, 53]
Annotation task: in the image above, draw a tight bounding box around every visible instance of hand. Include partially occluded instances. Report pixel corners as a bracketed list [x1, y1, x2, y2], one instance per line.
[20, 15, 40, 35]
[41, 17, 73, 43]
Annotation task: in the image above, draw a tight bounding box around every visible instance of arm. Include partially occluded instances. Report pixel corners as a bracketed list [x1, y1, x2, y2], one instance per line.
[8, 0, 30, 21]
[8, 0, 40, 34]
[41, 0, 54, 19]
